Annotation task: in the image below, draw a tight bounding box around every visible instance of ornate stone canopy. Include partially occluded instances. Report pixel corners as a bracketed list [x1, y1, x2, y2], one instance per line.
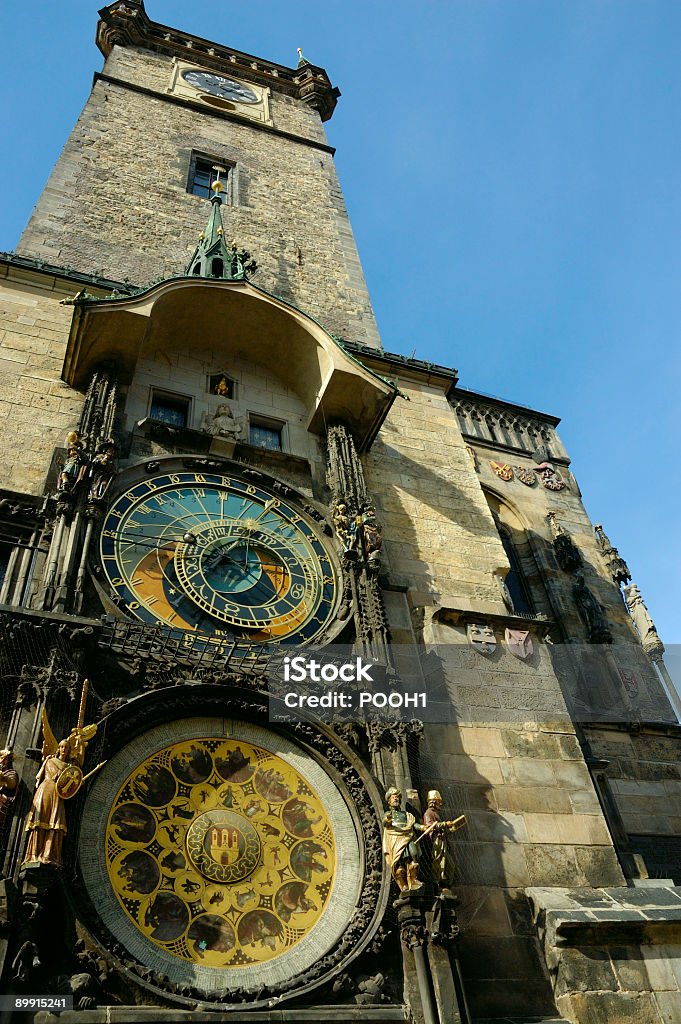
[62, 278, 397, 451]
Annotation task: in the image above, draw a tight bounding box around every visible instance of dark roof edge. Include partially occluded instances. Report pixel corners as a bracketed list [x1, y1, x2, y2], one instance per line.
[453, 385, 561, 426]
[0, 251, 138, 295]
[339, 340, 459, 390]
[96, 2, 339, 120]
[98, 2, 316, 81]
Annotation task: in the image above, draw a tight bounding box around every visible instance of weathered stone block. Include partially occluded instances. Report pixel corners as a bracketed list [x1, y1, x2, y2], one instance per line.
[461, 841, 530, 887]
[508, 758, 556, 787]
[653, 990, 681, 1023]
[574, 846, 625, 887]
[456, 885, 513, 936]
[496, 785, 572, 815]
[524, 843, 580, 886]
[610, 947, 652, 991]
[566, 990, 661, 1024]
[500, 728, 561, 759]
[554, 946, 618, 996]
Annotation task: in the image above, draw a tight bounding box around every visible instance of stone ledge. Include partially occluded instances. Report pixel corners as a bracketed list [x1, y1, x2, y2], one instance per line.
[36, 1009, 408, 1024]
[527, 886, 681, 946]
[475, 1018, 571, 1024]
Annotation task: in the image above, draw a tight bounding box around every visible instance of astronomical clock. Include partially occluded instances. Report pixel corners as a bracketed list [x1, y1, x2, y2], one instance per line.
[78, 719, 370, 996]
[96, 470, 339, 644]
[61, 450, 389, 1008]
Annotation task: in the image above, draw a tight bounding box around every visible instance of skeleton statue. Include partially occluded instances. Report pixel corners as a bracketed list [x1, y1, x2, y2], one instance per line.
[356, 505, 383, 566]
[88, 439, 117, 504]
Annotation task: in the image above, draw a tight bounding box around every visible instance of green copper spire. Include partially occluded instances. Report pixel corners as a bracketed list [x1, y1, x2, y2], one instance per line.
[186, 167, 257, 281]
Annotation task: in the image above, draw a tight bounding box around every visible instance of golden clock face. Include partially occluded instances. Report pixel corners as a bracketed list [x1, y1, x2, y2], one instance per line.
[105, 737, 335, 968]
[98, 471, 338, 644]
[80, 720, 364, 993]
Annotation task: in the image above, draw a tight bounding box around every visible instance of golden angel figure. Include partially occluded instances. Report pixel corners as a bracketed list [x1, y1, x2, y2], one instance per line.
[23, 683, 100, 869]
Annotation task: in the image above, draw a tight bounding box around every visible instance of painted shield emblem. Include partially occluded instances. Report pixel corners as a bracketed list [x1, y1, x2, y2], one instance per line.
[618, 667, 639, 698]
[186, 808, 261, 884]
[513, 466, 537, 487]
[56, 763, 83, 800]
[505, 628, 533, 660]
[536, 463, 565, 491]
[467, 623, 497, 655]
[490, 461, 513, 482]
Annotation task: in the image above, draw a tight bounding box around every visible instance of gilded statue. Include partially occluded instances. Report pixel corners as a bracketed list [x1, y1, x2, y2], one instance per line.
[422, 790, 466, 894]
[57, 431, 88, 494]
[382, 787, 425, 892]
[23, 682, 103, 869]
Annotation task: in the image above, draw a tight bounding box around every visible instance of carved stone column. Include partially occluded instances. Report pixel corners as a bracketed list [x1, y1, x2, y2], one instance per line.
[398, 895, 437, 1024]
[428, 894, 468, 1024]
[325, 424, 420, 797]
[326, 423, 389, 657]
[40, 366, 119, 614]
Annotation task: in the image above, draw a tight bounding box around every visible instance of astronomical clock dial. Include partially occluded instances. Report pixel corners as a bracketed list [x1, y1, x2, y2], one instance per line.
[79, 721, 362, 993]
[181, 69, 259, 104]
[98, 472, 338, 644]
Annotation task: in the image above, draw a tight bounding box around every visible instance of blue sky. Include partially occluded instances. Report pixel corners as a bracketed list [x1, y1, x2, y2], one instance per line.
[1, 1, 679, 644]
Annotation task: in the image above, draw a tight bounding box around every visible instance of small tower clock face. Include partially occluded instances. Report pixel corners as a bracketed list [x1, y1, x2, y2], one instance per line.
[181, 70, 259, 104]
[98, 472, 338, 644]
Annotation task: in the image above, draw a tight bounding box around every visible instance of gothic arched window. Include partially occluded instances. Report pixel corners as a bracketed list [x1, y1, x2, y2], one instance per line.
[498, 527, 534, 615]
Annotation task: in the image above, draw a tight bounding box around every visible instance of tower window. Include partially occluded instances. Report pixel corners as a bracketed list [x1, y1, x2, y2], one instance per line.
[249, 416, 284, 451]
[187, 155, 232, 201]
[149, 391, 191, 428]
[499, 530, 534, 615]
[208, 373, 236, 399]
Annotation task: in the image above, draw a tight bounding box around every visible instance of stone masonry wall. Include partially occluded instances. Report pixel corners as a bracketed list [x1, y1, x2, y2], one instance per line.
[0, 272, 85, 494]
[102, 45, 330, 144]
[364, 380, 510, 612]
[436, 717, 624, 1019]
[17, 46, 381, 350]
[465, 426, 679, 860]
[417, 641, 625, 1018]
[529, 885, 681, 1024]
[588, 727, 681, 858]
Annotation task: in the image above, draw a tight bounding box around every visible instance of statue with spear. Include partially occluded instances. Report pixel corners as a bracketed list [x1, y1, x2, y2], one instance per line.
[23, 680, 105, 869]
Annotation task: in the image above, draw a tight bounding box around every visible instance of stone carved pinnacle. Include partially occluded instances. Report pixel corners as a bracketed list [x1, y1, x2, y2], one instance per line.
[594, 523, 631, 585]
[546, 512, 582, 573]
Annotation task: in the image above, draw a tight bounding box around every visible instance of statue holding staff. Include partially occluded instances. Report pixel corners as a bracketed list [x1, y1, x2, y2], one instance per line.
[421, 790, 466, 894]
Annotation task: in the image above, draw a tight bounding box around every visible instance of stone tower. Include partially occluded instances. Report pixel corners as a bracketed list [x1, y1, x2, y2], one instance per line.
[17, 0, 381, 351]
[1, 4, 680, 1023]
